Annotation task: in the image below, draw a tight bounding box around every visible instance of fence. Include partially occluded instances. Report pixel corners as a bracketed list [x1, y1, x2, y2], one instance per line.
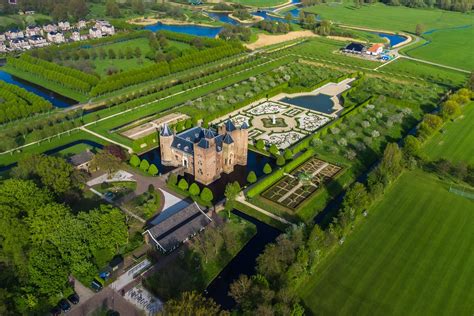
[449, 186, 474, 200]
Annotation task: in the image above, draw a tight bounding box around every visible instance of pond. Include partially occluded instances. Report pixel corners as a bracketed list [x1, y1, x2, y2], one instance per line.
[377, 32, 407, 47]
[144, 22, 222, 38]
[280, 93, 335, 114]
[0, 139, 103, 173]
[0, 70, 76, 108]
[206, 209, 281, 309]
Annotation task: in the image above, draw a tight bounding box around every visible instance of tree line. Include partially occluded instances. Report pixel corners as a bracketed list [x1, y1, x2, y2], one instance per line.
[7, 55, 99, 94]
[0, 81, 52, 124]
[256, 20, 291, 34]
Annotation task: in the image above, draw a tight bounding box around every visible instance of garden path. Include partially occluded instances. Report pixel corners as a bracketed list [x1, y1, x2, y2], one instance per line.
[236, 193, 292, 225]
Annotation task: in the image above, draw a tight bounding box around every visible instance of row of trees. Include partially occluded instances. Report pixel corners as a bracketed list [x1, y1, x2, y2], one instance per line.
[256, 20, 291, 34]
[167, 173, 214, 204]
[7, 55, 99, 94]
[0, 81, 52, 124]
[382, 0, 473, 12]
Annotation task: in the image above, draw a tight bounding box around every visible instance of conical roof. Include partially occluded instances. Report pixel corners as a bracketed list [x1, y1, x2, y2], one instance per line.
[161, 123, 172, 136]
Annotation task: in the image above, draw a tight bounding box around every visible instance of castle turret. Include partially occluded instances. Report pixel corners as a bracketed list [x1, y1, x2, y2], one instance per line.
[159, 123, 174, 165]
[222, 133, 235, 174]
[231, 121, 248, 165]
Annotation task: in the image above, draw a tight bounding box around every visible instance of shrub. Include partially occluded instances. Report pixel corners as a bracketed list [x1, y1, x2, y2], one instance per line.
[269, 144, 279, 156]
[255, 139, 266, 151]
[167, 173, 178, 186]
[189, 183, 200, 196]
[178, 179, 189, 191]
[140, 159, 150, 172]
[130, 154, 141, 167]
[263, 163, 272, 175]
[247, 171, 257, 184]
[284, 149, 293, 160]
[148, 164, 159, 176]
[200, 187, 213, 203]
[276, 155, 285, 166]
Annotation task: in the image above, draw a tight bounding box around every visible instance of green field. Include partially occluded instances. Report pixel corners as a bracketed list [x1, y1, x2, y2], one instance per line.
[229, 0, 288, 7]
[424, 103, 474, 164]
[405, 26, 474, 71]
[300, 170, 474, 315]
[303, 1, 473, 32]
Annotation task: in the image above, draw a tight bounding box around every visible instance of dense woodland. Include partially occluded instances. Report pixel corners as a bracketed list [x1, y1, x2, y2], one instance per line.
[0, 154, 129, 315]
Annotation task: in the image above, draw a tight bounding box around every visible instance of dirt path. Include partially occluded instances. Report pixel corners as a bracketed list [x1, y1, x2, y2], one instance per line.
[246, 30, 317, 50]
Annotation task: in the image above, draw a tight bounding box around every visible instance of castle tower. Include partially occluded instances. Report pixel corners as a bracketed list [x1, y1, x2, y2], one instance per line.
[222, 133, 235, 174]
[231, 121, 249, 166]
[159, 123, 174, 165]
[193, 138, 218, 185]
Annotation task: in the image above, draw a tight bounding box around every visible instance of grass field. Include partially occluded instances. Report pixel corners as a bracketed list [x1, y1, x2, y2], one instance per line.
[300, 169, 474, 315]
[423, 103, 474, 164]
[229, 0, 288, 7]
[405, 26, 474, 71]
[303, 1, 473, 32]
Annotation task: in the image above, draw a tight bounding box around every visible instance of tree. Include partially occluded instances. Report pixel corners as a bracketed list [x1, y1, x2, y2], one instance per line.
[140, 159, 150, 172]
[403, 135, 422, 158]
[284, 149, 293, 160]
[68, 0, 88, 20]
[379, 143, 404, 180]
[225, 181, 241, 202]
[263, 163, 272, 174]
[91, 151, 121, 175]
[247, 171, 257, 183]
[440, 100, 461, 119]
[276, 155, 286, 166]
[105, 144, 129, 162]
[105, 0, 121, 18]
[178, 179, 189, 191]
[168, 173, 178, 186]
[200, 187, 214, 203]
[130, 154, 141, 167]
[189, 183, 200, 196]
[148, 164, 159, 176]
[255, 139, 266, 151]
[415, 23, 424, 36]
[162, 291, 226, 316]
[285, 13, 292, 23]
[52, 3, 68, 21]
[132, 0, 145, 14]
[269, 144, 279, 156]
[342, 182, 369, 215]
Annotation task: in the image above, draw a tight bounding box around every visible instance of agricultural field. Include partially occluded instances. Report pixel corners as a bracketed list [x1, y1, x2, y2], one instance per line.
[423, 102, 474, 164]
[302, 1, 473, 32]
[404, 26, 474, 71]
[229, 0, 288, 7]
[300, 169, 474, 315]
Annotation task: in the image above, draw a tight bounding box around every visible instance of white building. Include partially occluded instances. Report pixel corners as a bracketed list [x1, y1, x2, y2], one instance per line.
[89, 27, 102, 39]
[5, 29, 24, 39]
[0, 34, 5, 41]
[58, 21, 71, 31]
[43, 24, 58, 33]
[101, 24, 115, 36]
[77, 20, 87, 29]
[25, 25, 42, 37]
[70, 30, 81, 42]
[47, 31, 65, 44]
[366, 43, 384, 56]
[0, 42, 7, 53]
[28, 35, 48, 47]
[10, 37, 30, 50]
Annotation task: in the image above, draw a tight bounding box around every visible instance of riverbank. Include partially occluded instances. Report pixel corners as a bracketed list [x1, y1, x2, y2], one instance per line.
[246, 30, 316, 50]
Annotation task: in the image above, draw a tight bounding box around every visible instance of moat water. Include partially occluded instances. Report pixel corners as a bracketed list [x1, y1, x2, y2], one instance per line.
[280, 93, 335, 114]
[0, 69, 76, 108]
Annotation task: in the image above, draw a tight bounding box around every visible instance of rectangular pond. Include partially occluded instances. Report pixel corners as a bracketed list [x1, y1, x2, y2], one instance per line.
[279, 93, 336, 114]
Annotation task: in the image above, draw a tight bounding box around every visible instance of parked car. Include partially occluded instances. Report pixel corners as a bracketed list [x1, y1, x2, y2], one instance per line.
[91, 278, 103, 292]
[58, 299, 71, 312]
[50, 306, 61, 316]
[68, 293, 80, 305]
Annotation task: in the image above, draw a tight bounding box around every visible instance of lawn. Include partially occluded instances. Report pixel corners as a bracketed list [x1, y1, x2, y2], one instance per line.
[405, 26, 474, 71]
[303, 1, 473, 33]
[229, 0, 288, 7]
[423, 102, 474, 164]
[300, 169, 474, 315]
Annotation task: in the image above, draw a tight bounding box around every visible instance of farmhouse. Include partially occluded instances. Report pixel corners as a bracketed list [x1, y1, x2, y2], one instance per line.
[366, 43, 385, 56]
[143, 202, 212, 253]
[77, 20, 87, 29]
[25, 25, 42, 37]
[9, 37, 30, 50]
[343, 42, 365, 54]
[68, 150, 94, 171]
[58, 21, 71, 31]
[5, 29, 24, 39]
[70, 30, 81, 41]
[43, 24, 58, 33]
[160, 120, 249, 185]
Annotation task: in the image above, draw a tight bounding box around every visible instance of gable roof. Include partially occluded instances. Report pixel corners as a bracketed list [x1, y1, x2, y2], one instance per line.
[368, 43, 384, 53]
[68, 151, 94, 166]
[344, 42, 365, 52]
[145, 202, 212, 252]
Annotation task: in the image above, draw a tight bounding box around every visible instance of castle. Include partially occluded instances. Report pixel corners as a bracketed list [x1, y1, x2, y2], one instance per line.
[159, 120, 249, 185]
